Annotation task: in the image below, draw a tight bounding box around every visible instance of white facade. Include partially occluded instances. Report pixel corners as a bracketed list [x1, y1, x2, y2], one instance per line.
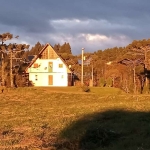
[26, 44, 72, 87]
[29, 73, 68, 86]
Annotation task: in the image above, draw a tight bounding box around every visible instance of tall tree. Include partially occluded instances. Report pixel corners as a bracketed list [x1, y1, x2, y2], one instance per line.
[7, 43, 29, 87]
[29, 42, 44, 56]
[126, 39, 150, 93]
[53, 43, 60, 52]
[59, 42, 72, 54]
[0, 33, 29, 87]
[0, 33, 13, 85]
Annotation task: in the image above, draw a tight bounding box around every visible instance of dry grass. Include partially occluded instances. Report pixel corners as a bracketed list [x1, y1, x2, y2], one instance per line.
[0, 87, 150, 149]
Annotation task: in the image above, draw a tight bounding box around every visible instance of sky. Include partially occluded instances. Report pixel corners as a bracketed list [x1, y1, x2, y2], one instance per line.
[1, 0, 150, 54]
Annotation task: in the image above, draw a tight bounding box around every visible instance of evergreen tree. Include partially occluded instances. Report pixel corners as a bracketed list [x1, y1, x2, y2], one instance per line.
[53, 43, 60, 52]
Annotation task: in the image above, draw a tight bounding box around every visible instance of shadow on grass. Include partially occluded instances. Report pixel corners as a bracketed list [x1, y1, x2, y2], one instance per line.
[56, 109, 150, 150]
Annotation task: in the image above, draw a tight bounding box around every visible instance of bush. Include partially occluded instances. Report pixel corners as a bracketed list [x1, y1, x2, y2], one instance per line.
[81, 85, 90, 92]
[99, 77, 105, 87]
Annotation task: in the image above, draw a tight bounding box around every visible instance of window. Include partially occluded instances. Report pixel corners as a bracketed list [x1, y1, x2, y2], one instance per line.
[59, 64, 63, 68]
[33, 63, 38, 68]
[49, 62, 53, 72]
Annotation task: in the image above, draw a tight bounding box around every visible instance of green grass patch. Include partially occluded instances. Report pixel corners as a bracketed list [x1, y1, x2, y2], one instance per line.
[90, 87, 124, 95]
[0, 87, 150, 149]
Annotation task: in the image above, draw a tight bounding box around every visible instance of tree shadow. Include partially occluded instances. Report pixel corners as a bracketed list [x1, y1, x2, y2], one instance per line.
[56, 109, 150, 150]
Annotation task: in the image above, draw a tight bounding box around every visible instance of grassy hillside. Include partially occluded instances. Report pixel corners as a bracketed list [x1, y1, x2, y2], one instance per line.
[0, 87, 150, 149]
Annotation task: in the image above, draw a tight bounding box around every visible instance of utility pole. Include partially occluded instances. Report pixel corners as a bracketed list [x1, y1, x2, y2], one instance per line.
[8, 48, 25, 88]
[8, 43, 29, 88]
[91, 63, 93, 86]
[10, 50, 13, 87]
[1, 39, 5, 86]
[81, 48, 84, 85]
[1, 53, 4, 85]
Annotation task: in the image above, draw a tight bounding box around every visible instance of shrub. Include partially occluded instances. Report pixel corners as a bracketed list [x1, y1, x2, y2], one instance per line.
[81, 85, 90, 92]
[99, 77, 105, 87]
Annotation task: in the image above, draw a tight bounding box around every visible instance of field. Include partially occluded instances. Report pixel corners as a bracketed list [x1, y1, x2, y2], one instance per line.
[0, 87, 150, 150]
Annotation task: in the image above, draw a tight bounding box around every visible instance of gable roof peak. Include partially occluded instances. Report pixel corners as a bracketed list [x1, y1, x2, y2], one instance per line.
[25, 43, 72, 73]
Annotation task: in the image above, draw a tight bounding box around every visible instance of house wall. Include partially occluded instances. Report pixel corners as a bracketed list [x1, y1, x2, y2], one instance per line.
[29, 72, 68, 86]
[28, 58, 68, 73]
[27, 58, 69, 86]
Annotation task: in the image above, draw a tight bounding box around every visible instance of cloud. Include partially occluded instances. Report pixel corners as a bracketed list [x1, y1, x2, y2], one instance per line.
[45, 32, 131, 54]
[0, 0, 150, 54]
[48, 19, 132, 54]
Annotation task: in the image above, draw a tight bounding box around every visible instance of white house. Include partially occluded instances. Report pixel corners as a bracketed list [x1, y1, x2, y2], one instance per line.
[25, 43, 74, 87]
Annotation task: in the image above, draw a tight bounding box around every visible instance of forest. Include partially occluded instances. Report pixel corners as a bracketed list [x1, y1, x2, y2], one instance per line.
[1, 32, 150, 94]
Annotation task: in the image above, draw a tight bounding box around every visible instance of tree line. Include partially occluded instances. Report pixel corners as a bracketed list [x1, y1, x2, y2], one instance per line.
[1, 32, 150, 94]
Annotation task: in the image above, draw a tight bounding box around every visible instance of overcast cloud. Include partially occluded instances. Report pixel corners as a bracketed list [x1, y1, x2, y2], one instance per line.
[0, 0, 150, 54]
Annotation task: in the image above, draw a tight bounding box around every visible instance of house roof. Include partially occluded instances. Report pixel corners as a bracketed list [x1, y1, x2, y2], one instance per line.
[25, 43, 72, 73]
[78, 57, 93, 65]
[118, 58, 143, 66]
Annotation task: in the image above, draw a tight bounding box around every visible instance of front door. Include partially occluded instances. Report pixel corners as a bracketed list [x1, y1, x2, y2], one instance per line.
[48, 75, 53, 85]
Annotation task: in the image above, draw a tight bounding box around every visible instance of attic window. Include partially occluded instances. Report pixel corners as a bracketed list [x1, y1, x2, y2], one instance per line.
[33, 63, 38, 68]
[59, 64, 63, 68]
